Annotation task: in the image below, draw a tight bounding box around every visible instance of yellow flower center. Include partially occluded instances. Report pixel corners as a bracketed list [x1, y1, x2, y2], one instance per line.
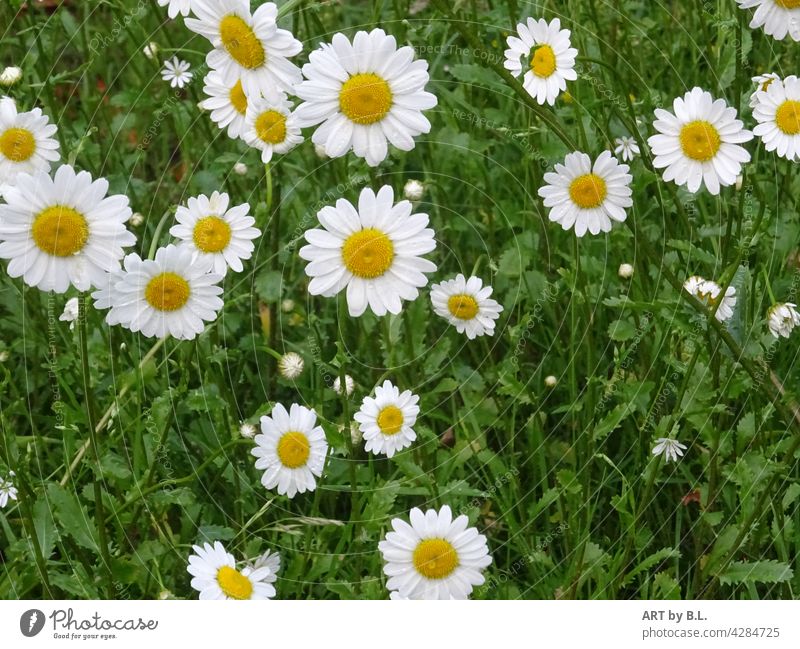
[569, 173, 607, 209]
[447, 294, 480, 320]
[776, 0, 800, 7]
[775, 100, 800, 135]
[32, 206, 89, 257]
[413, 538, 459, 580]
[679, 120, 721, 161]
[341, 228, 394, 279]
[339, 73, 393, 125]
[229, 80, 247, 115]
[216, 566, 253, 600]
[255, 110, 287, 144]
[145, 272, 190, 311]
[530, 44, 556, 78]
[193, 216, 232, 253]
[376, 405, 404, 435]
[219, 14, 265, 70]
[276, 431, 310, 469]
[0, 127, 36, 162]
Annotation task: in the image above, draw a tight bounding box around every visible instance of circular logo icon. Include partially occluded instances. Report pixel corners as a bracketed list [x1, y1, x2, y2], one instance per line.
[20, 609, 45, 637]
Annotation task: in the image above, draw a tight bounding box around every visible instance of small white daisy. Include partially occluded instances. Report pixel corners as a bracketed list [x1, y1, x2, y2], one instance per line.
[379, 505, 492, 600]
[59, 296, 80, 328]
[162, 57, 193, 89]
[243, 92, 303, 162]
[200, 69, 250, 139]
[278, 352, 304, 379]
[0, 471, 17, 508]
[538, 150, 633, 236]
[753, 74, 800, 161]
[333, 374, 355, 396]
[430, 274, 504, 339]
[749, 73, 781, 108]
[768, 302, 800, 338]
[613, 136, 640, 161]
[648, 88, 753, 195]
[652, 438, 687, 463]
[0, 97, 60, 186]
[169, 191, 259, 275]
[157, 0, 193, 19]
[251, 403, 328, 498]
[92, 244, 224, 340]
[294, 28, 437, 167]
[299, 185, 437, 317]
[0, 165, 135, 293]
[735, 0, 800, 42]
[354, 380, 420, 458]
[187, 541, 275, 600]
[503, 17, 578, 106]
[683, 275, 737, 322]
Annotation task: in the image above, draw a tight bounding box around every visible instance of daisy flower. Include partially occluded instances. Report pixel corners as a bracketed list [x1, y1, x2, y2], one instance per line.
[503, 17, 578, 106]
[0, 471, 17, 508]
[300, 185, 437, 317]
[162, 57, 193, 89]
[613, 136, 640, 161]
[0, 165, 135, 293]
[246, 550, 281, 595]
[648, 88, 753, 195]
[735, 0, 800, 42]
[200, 70, 250, 139]
[749, 72, 781, 108]
[169, 191, 259, 275]
[186, 0, 302, 96]
[294, 29, 437, 167]
[92, 244, 224, 340]
[59, 296, 79, 328]
[243, 92, 303, 162]
[430, 274, 504, 339]
[187, 541, 276, 600]
[379, 505, 492, 600]
[157, 0, 192, 19]
[0, 97, 59, 186]
[278, 352, 304, 379]
[538, 150, 633, 236]
[683, 275, 737, 322]
[753, 74, 800, 161]
[354, 380, 420, 458]
[767, 302, 800, 338]
[652, 438, 687, 463]
[251, 403, 328, 498]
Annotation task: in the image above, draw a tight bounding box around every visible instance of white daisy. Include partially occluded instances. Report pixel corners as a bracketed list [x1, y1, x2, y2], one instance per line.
[0, 471, 17, 508]
[379, 505, 492, 600]
[749, 72, 781, 108]
[736, 0, 800, 42]
[186, 0, 302, 96]
[503, 17, 578, 106]
[59, 296, 79, 328]
[0, 96, 59, 186]
[187, 541, 275, 600]
[0, 165, 135, 293]
[278, 351, 304, 379]
[162, 57, 193, 89]
[243, 92, 303, 162]
[199, 69, 250, 139]
[251, 403, 328, 498]
[538, 150, 633, 236]
[294, 28, 437, 167]
[354, 380, 420, 458]
[683, 275, 737, 322]
[169, 191, 259, 275]
[430, 274, 504, 339]
[613, 136, 640, 161]
[157, 0, 192, 19]
[299, 185, 437, 317]
[246, 549, 281, 591]
[753, 74, 800, 161]
[92, 244, 224, 340]
[648, 88, 753, 195]
[652, 438, 687, 463]
[768, 302, 800, 338]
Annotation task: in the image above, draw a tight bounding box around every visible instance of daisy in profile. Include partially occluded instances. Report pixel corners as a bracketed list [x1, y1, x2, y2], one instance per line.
[652, 438, 687, 463]
[767, 302, 800, 338]
[162, 57, 193, 89]
[0, 165, 135, 293]
[0, 471, 17, 508]
[648, 88, 752, 195]
[299, 185, 437, 317]
[753, 74, 800, 161]
[187, 541, 276, 600]
[251, 403, 328, 498]
[735, 0, 800, 42]
[379, 505, 492, 599]
[200, 70, 250, 139]
[503, 17, 578, 106]
[294, 29, 437, 166]
[538, 150, 633, 236]
[157, 0, 192, 19]
[93, 244, 224, 340]
[613, 136, 640, 161]
[0, 97, 59, 186]
[186, 0, 302, 96]
[243, 92, 303, 162]
[430, 274, 503, 339]
[169, 191, 259, 275]
[354, 380, 420, 458]
[749, 72, 781, 108]
[683, 275, 737, 322]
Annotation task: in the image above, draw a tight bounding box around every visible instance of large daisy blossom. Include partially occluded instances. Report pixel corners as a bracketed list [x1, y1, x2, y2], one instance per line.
[0, 96, 60, 187]
[187, 541, 276, 600]
[538, 150, 633, 236]
[379, 505, 492, 600]
[186, 0, 302, 96]
[752, 74, 800, 161]
[157, 0, 193, 19]
[503, 17, 578, 106]
[299, 185, 437, 317]
[199, 69, 249, 139]
[735, 0, 800, 42]
[294, 29, 437, 167]
[0, 165, 135, 293]
[243, 92, 303, 162]
[767, 302, 800, 339]
[648, 88, 753, 195]
[430, 274, 504, 339]
[354, 380, 420, 458]
[683, 275, 737, 322]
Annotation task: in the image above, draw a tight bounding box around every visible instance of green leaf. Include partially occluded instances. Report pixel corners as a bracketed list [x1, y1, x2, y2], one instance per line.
[623, 547, 680, 587]
[719, 560, 793, 585]
[652, 572, 681, 599]
[608, 319, 636, 342]
[45, 483, 99, 552]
